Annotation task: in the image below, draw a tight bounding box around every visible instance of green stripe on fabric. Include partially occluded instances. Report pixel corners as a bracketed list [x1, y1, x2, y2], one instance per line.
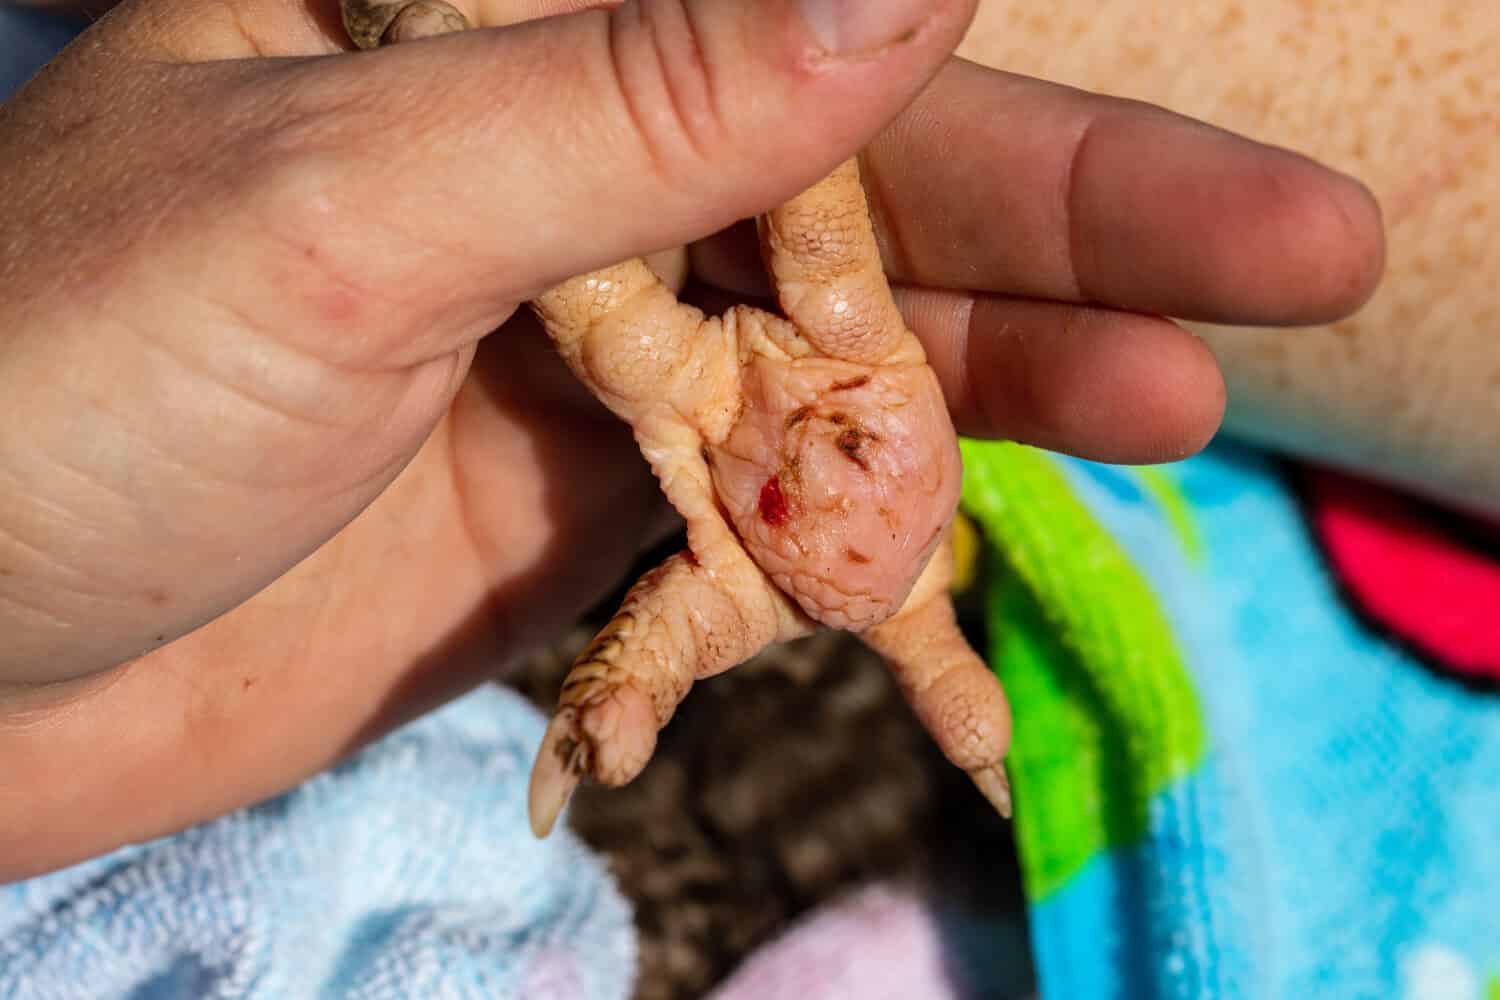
[960, 440, 1207, 899]
[1139, 466, 1204, 563]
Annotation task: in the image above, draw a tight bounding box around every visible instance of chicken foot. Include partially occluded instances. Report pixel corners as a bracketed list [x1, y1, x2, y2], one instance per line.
[343, 2, 1014, 837]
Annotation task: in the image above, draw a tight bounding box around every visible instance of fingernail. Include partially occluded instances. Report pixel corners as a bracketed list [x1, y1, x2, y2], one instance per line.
[796, 0, 933, 55]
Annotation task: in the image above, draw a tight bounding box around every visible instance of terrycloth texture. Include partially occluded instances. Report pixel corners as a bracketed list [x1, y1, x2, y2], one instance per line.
[709, 886, 971, 1000]
[709, 885, 1032, 1000]
[960, 439, 1500, 1000]
[0, 685, 638, 999]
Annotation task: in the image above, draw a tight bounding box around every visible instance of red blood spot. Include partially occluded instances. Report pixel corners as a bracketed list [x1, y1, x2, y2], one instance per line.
[758, 476, 791, 527]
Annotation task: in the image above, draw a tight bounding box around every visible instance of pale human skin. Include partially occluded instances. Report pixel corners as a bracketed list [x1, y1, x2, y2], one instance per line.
[0, 0, 1387, 879]
[957, 2, 1499, 518]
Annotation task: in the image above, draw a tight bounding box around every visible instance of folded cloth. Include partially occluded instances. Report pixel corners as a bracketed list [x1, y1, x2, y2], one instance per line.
[0, 685, 637, 999]
[709, 884, 1033, 1000]
[961, 439, 1500, 1000]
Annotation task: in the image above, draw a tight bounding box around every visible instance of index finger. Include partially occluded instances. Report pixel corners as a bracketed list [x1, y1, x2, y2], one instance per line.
[861, 58, 1385, 326]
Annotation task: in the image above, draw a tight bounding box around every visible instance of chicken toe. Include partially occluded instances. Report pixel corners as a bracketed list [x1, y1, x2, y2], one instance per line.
[861, 541, 1014, 817]
[761, 158, 911, 366]
[528, 549, 810, 835]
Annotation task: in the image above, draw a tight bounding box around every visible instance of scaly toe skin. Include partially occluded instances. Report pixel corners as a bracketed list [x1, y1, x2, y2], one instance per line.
[572, 681, 660, 788]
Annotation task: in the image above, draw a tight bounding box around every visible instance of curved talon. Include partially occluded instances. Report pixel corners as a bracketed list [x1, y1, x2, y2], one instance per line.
[527, 678, 661, 838]
[528, 709, 589, 838]
[968, 762, 1013, 819]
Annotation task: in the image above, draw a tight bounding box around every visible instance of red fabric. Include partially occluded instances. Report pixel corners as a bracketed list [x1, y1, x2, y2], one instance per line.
[1303, 467, 1500, 683]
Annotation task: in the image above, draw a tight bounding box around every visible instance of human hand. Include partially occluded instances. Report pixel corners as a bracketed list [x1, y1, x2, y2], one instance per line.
[0, 0, 1380, 878]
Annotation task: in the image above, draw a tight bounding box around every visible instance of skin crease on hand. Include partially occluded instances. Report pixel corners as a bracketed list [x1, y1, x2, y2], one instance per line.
[0, 0, 1388, 879]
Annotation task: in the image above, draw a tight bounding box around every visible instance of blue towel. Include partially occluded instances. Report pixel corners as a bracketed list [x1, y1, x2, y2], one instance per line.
[0, 684, 638, 998]
[961, 439, 1500, 1000]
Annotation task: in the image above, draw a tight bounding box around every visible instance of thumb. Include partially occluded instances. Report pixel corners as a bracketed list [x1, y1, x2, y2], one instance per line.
[263, 0, 978, 366]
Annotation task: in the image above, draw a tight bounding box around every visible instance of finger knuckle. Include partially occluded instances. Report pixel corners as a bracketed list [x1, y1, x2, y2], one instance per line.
[605, 0, 729, 184]
[224, 78, 432, 360]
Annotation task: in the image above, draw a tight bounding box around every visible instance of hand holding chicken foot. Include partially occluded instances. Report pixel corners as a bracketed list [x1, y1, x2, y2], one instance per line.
[529, 160, 1013, 836]
[343, 2, 1013, 837]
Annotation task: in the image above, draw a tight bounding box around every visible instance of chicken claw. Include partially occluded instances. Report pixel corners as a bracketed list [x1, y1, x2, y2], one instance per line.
[346, 3, 1015, 834]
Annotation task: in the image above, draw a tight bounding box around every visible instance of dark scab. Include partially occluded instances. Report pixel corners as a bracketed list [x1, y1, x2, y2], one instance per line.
[830, 375, 871, 392]
[836, 428, 870, 471]
[846, 548, 872, 565]
[829, 412, 850, 426]
[785, 405, 814, 430]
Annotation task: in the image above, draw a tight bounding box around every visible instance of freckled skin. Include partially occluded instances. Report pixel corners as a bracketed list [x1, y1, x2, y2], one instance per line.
[345, 4, 1013, 837]
[958, 0, 1500, 517]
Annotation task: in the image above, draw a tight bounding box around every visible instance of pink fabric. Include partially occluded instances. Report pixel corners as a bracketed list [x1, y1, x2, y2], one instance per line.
[1304, 468, 1500, 682]
[709, 886, 972, 1000]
